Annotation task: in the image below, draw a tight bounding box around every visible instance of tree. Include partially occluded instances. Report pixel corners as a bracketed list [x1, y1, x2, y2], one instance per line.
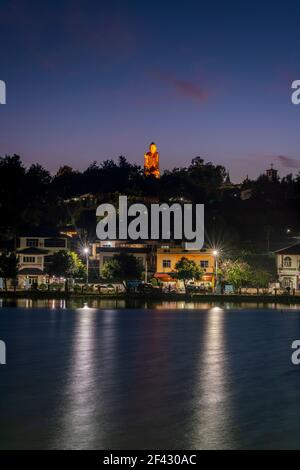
[0, 253, 19, 291]
[27, 163, 51, 186]
[101, 253, 143, 289]
[251, 269, 273, 292]
[47, 251, 86, 289]
[171, 257, 204, 289]
[0, 155, 26, 236]
[220, 259, 252, 290]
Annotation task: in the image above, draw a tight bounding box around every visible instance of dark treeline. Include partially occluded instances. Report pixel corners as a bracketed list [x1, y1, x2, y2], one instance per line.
[0, 154, 300, 254]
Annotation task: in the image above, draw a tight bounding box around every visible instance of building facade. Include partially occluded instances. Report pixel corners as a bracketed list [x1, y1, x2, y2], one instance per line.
[17, 229, 71, 287]
[276, 243, 300, 290]
[90, 240, 156, 281]
[155, 247, 215, 288]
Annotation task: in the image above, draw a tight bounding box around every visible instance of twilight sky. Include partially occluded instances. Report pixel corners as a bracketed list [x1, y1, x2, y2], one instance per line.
[0, 0, 300, 181]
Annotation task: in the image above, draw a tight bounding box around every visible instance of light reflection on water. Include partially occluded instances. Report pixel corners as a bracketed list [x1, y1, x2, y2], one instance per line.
[190, 307, 234, 448]
[54, 309, 101, 449]
[1, 303, 300, 449]
[1, 297, 300, 310]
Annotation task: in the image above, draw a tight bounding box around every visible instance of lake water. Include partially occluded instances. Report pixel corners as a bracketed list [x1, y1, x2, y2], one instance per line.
[1, 298, 300, 449]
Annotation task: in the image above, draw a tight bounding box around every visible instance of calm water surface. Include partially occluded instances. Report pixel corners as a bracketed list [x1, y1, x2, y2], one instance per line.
[1, 298, 300, 449]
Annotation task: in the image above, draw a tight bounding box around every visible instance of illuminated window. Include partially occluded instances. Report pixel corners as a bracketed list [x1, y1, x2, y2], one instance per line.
[26, 239, 38, 247]
[200, 260, 209, 268]
[283, 256, 292, 267]
[163, 259, 171, 268]
[23, 256, 36, 263]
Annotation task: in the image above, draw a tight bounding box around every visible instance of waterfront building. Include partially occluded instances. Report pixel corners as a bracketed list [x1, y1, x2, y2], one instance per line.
[16, 228, 71, 287]
[275, 243, 300, 290]
[90, 240, 217, 289]
[90, 240, 157, 281]
[155, 246, 215, 289]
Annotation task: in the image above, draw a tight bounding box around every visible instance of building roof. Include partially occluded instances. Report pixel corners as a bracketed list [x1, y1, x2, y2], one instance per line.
[157, 247, 210, 254]
[275, 243, 300, 255]
[17, 247, 48, 255]
[96, 247, 151, 253]
[18, 268, 44, 275]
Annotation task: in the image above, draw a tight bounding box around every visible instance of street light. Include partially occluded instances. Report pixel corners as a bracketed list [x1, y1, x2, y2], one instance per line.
[213, 250, 219, 293]
[83, 246, 89, 285]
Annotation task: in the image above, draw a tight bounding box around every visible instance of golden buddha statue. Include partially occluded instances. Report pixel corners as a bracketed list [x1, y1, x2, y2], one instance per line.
[144, 142, 160, 178]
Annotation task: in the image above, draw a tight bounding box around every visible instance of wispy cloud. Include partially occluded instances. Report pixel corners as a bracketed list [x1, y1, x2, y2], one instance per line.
[250, 153, 300, 171]
[275, 155, 300, 169]
[152, 70, 210, 103]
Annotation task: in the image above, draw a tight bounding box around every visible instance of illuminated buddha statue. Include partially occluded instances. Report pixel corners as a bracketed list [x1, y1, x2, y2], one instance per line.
[144, 142, 160, 178]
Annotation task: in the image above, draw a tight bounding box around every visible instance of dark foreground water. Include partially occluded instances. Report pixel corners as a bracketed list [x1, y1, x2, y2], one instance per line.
[1, 299, 300, 449]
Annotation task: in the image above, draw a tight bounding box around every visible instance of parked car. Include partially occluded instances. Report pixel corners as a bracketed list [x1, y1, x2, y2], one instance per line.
[137, 283, 161, 293]
[186, 284, 208, 294]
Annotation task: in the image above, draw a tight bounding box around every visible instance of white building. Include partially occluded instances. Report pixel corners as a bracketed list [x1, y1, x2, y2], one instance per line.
[17, 229, 71, 287]
[276, 243, 300, 290]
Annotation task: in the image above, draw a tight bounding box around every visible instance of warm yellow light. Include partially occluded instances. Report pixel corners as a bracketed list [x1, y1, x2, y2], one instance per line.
[150, 143, 157, 154]
[144, 142, 160, 178]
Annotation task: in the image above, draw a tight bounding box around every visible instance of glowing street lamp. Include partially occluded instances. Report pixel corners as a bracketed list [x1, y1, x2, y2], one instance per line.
[83, 246, 89, 285]
[213, 250, 219, 293]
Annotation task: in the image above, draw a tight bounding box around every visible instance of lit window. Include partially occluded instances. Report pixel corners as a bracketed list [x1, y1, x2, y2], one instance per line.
[23, 256, 36, 263]
[283, 256, 292, 267]
[200, 260, 209, 268]
[163, 259, 171, 268]
[26, 239, 38, 247]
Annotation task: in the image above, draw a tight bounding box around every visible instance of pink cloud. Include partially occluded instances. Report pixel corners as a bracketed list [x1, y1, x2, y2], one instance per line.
[275, 155, 300, 169]
[152, 70, 210, 103]
[249, 153, 300, 171]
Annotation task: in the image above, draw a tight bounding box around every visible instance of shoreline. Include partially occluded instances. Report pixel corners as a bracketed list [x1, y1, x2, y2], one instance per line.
[1, 291, 300, 304]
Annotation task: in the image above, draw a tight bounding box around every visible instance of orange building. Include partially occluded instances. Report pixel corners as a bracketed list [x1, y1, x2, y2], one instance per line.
[144, 142, 160, 178]
[155, 247, 215, 288]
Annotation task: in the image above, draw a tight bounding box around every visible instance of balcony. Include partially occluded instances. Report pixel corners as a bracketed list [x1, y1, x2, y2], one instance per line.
[278, 267, 298, 271]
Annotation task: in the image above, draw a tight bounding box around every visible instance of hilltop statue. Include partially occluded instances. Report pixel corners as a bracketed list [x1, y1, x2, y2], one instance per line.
[144, 142, 160, 178]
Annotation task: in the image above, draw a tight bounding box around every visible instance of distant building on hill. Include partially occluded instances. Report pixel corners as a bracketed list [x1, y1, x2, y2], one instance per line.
[266, 164, 278, 182]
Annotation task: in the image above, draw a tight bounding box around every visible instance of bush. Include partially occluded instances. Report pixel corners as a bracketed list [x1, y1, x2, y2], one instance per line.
[82, 284, 94, 293]
[73, 284, 83, 293]
[38, 283, 48, 291]
[49, 282, 63, 291]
